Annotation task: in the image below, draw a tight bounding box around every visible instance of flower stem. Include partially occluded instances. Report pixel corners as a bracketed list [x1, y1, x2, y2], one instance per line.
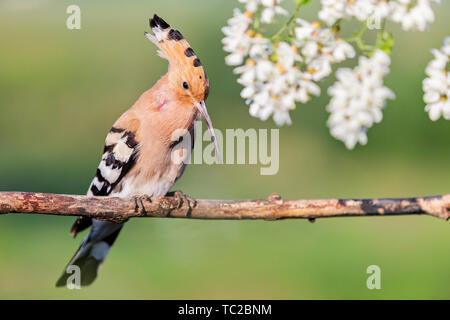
[272, 0, 303, 41]
[253, 8, 261, 32]
[345, 23, 376, 54]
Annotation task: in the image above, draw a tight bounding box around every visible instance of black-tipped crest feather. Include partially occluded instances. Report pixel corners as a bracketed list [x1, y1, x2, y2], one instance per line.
[150, 14, 170, 29]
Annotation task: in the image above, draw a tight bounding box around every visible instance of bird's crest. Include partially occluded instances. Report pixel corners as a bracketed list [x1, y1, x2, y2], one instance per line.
[145, 14, 209, 101]
[146, 15, 204, 71]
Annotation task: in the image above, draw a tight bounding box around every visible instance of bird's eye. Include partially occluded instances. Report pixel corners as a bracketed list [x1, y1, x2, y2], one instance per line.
[182, 81, 189, 90]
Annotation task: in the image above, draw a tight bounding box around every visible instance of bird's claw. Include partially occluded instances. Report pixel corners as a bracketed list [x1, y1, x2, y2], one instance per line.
[133, 195, 152, 214]
[169, 190, 196, 217]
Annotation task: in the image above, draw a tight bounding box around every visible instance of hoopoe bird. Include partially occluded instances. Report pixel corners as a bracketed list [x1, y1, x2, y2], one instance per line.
[56, 14, 220, 287]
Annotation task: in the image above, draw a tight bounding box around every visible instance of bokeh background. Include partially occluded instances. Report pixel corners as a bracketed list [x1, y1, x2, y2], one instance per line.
[0, 0, 449, 299]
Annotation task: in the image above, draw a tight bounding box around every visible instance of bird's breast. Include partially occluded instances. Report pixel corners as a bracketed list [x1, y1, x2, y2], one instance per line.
[112, 102, 197, 198]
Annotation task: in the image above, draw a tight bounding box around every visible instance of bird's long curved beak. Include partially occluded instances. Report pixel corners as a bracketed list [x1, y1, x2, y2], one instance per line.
[194, 101, 222, 164]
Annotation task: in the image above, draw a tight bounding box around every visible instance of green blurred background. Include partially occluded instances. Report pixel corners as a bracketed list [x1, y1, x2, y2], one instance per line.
[0, 0, 449, 299]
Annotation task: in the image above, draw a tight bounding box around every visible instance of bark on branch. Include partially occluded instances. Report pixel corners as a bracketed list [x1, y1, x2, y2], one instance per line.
[0, 192, 449, 222]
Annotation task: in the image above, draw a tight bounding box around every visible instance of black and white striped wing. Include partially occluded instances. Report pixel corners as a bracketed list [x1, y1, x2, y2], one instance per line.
[88, 127, 139, 196]
[70, 127, 139, 236]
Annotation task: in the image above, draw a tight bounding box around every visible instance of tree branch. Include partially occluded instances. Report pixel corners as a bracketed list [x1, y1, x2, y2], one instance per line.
[0, 192, 449, 222]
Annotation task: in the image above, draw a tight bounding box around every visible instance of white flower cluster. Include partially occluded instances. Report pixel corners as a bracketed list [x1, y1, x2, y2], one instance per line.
[235, 41, 317, 125]
[223, 9, 355, 125]
[319, 0, 440, 31]
[327, 50, 395, 149]
[423, 37, 450, 121]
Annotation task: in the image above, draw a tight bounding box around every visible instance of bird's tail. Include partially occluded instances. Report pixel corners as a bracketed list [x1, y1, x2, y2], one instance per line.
[56, 220, 123, 287]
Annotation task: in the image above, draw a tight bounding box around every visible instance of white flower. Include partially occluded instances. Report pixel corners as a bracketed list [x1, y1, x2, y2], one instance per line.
[238, 0, 260, 12]
[222, 9, 253, 66]
[307, 58, 332, 81]
[319, 0, 440, 32]
[294, 19, 355, 81]
[332, 39, 357, 62]
[318, 0, 347, 25]
[260, 0, 288, 24]
[255, 59, 277, 81]
[389, 0, 440, 31]
[423, 37, 450, 121]
[347, 0, 379, 22]
[319, 0, 389, 26]
[248, 35, 272, 60]
[276, 42, 301, 70]
[235, 51, 319, 126]
[327, 50, 395, 149]
[238, 0, 287, 23]
[222, 4, 281, 67]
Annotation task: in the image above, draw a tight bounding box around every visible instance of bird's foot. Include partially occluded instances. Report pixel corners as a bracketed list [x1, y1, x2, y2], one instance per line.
[167, 190, 196, 217]
[133, 195, 152, 215]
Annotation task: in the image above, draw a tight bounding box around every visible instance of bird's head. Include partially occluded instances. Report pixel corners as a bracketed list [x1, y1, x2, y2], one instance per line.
[145, 14, 220, 162]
